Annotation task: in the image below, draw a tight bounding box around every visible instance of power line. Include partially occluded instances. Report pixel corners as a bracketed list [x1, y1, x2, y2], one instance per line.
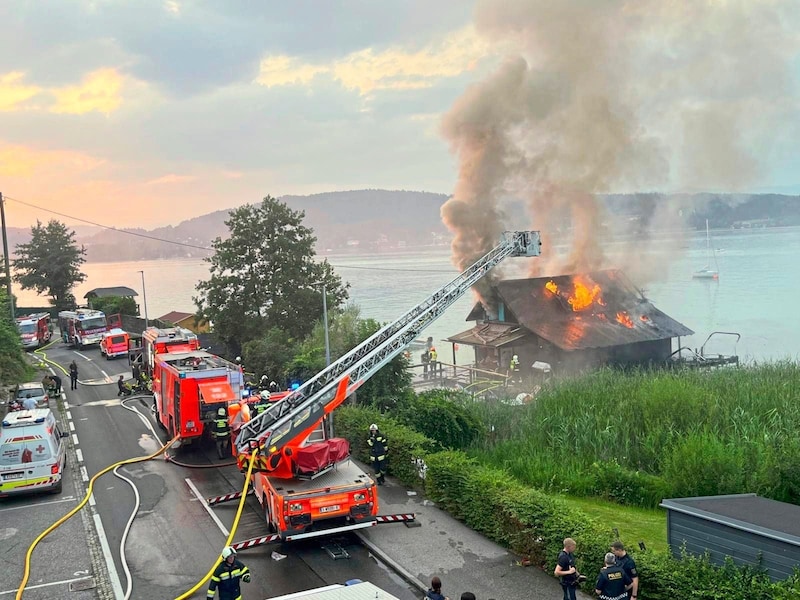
[4, 194, 457, 273]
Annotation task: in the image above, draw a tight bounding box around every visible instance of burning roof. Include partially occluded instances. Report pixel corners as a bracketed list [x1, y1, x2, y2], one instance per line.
[465, 269, 694, 351]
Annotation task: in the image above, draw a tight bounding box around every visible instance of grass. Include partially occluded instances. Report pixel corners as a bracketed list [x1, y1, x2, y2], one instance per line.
[558, 495, 668, 553]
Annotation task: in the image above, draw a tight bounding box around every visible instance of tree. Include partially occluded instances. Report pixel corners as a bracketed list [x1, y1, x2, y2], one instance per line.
[194, 196, 348, 355]
[12, 220, 86, 312]
[90, 295, 139, 316]
[0, 288, 30, 384]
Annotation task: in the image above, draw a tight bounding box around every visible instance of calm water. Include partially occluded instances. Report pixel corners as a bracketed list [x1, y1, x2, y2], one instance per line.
[12, 227, 800, 363]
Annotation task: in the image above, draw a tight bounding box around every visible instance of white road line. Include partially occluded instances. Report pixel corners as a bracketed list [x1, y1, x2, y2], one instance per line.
[72, 433, 79, 446]
[0, 575, 94, 597]
[75, 448, 83, 462]
[80, 466, 89, 482]
[69, 421, 75, 432]
[74, 351, 91, 361]
[91, 501, 125, 600]
[65, 408, 72, 418]
[185, 478, 230, 536]
[88, 494, 96, 507]
[0, 496, 76, 513]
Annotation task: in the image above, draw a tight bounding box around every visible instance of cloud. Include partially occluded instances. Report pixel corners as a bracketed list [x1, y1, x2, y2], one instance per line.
[256, 27, 491, 95]
[50, 68, 124, 115]
[146, 173, 197, 185]
[0, 142, 105, 177]
[0, 72, 42, 111]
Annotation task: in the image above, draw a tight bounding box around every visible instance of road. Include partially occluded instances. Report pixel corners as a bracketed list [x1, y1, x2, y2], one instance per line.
[2, 341, 418, 599]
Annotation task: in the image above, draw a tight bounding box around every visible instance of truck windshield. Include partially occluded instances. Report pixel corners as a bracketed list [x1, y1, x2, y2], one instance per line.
[18, 323, 36, 334]
[80, 317, 106, 330]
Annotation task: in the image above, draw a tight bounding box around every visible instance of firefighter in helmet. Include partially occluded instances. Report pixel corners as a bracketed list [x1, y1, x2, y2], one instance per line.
[207, 546, 250, 600]
[367, 423, 388, 485]
[254, 390, 271, 415]
[510, 354, 520, 383]
[213, 406, 231, 459]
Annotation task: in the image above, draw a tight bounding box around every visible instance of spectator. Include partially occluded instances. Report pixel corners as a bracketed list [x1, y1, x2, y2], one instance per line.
[424, 576, 448, 600]
[22, 393, 38, 411]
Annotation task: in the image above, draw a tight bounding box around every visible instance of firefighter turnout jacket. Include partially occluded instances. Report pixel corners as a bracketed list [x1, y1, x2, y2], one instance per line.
[367, 431, 388, 460]
[207, 558, 250, 600]
[213, 416, 231, 440]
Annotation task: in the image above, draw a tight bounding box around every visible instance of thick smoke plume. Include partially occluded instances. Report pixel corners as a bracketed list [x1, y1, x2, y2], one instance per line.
[441, 0, 799, 299]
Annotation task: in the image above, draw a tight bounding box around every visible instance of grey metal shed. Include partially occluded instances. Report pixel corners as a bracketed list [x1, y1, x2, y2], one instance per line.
[660, 493, 800, 581]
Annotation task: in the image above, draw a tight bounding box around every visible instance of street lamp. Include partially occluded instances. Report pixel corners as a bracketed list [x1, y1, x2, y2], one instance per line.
[138, 270, 149, 328]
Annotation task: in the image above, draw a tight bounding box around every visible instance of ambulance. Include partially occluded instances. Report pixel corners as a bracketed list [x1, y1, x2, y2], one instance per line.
[0, 409, 68, 497]
[100, 328, 130, 359]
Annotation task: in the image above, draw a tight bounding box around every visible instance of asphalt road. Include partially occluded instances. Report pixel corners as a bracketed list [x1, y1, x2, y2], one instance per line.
[17, 341, 419, 600]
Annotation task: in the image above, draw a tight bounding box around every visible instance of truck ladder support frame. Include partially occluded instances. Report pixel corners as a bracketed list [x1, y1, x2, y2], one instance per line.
[235, 231, 541, 464]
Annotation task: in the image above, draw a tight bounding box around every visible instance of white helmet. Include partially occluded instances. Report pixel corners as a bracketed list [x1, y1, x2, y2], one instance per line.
[217, 407, 227, 417]
[260, 390, 270, 401]
[221, 546, 236, 559]
[369, 423, 378, 431]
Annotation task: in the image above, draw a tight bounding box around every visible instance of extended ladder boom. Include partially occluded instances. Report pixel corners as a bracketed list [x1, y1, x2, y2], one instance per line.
[235, 231, 541, 464]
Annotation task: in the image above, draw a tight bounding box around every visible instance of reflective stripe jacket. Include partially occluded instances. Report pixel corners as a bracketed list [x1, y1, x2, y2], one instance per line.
[367, 433, 388, 459]
[207, 558, 249, 600]
[213, 418, 230, 439]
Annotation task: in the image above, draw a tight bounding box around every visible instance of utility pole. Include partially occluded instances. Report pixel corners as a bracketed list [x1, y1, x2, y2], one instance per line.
[0, 192, 16, 322]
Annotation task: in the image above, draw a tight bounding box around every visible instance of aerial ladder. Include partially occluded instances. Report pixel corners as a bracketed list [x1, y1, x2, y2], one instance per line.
[234, 231, 542, 472]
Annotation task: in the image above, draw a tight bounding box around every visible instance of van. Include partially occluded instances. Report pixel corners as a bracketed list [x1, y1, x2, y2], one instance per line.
[0, 409, 68, 497]
[100, 328, 130, 360]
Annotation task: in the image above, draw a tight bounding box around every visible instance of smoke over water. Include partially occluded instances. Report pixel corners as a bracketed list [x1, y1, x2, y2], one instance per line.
[441, 0, 799, 301]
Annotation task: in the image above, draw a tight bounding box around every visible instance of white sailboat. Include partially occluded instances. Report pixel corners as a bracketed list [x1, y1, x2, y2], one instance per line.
[693, 219, 719, 280]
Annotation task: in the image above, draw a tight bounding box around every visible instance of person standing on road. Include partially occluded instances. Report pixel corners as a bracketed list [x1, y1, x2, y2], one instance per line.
[22, 394, 38, 411]
[424, 576, 449, 600]
[69, 361, 79, 390]
[611, 541, 639, 600]
[207, 546, 250, 600]
[555, 537, 584, 600]
[213, 407, 231, 459]
[595, 552, 633, 600]
[367, 423, 388, 485]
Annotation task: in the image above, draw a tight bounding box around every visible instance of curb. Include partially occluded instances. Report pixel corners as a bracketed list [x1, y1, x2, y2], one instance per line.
[356, 531, 428, 594]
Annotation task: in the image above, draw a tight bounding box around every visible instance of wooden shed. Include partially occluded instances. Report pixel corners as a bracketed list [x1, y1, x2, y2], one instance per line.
[661, 494, 800, 581]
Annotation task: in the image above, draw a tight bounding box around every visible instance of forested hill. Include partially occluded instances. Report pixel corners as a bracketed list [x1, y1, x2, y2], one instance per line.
[6, 190, 800, 263]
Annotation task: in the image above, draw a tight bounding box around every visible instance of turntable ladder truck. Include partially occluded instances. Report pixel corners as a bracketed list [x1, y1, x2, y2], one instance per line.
[224, 231, 541, 547]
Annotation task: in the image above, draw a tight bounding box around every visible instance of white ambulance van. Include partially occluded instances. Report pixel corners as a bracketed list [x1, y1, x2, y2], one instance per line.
[0, 409, 68, 497]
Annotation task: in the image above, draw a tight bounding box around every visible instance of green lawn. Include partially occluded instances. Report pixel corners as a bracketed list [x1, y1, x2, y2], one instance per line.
[558, 495, 668, 553]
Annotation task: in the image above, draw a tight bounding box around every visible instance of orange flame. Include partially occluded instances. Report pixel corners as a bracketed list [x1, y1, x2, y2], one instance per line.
[545, 280, 559, 294]
[640, 315, 650, 323]
[616, 311, 634, 328]
[568, 278, 603, 312]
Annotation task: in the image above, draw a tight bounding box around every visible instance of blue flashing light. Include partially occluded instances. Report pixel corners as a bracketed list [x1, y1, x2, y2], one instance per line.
[242, 389, 251, 398]
[179, 372, 185, 379]
[290, 382, 300, 391]
[2, 420, 9, 427]
[34, 417, 46, 423]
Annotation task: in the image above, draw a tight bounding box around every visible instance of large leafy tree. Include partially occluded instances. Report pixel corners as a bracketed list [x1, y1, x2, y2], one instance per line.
[12, 220, 86, 311]
[0, 288, 30, 384]
[195, 196, 348, 355]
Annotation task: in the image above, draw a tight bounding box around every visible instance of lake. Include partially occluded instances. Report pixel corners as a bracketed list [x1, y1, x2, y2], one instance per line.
[11, 226, 800, 363]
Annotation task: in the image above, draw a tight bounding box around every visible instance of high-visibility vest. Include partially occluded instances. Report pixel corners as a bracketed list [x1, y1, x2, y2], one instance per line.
[429, 349, 438, 361]
[213, 418, 230, 439]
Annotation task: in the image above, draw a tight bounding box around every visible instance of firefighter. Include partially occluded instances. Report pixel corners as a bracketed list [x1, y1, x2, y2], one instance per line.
[420, 348, 430, 379]
[268, 380, 280, 393]
[367, 423, 388, 485]
[259, 374, 269, 389]
[429, 347, 438, 378]
[213, 407, 232, 459]
[254, 390, 271, 415]
[207, 546, 250, 600]
[510, 354, 520, 383]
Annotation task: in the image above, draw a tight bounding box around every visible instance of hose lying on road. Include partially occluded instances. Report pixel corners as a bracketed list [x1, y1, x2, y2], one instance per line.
[32, 339, 69, 375]
[174, 448, 258, 600]
[15, 434, 180, 600]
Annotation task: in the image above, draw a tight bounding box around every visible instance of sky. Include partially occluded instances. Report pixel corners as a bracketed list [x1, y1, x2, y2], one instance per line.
[1, 0, 798, 230]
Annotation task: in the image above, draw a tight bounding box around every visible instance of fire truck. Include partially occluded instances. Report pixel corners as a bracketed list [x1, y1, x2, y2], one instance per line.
[152, 350, 245, 443]
[129, 326, 201, 376]
[15, 313, 52, 350]
[230, 231, 541, 543]
[58, 309, 109, 347]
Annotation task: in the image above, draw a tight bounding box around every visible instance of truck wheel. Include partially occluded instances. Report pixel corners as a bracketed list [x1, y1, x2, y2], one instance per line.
[265, 506, 277, 533]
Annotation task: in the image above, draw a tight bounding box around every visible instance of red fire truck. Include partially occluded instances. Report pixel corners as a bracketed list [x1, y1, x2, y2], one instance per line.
[228, 231, 541, 544]
[15, 313, 52, 350]
[139, 326, 200, 376]
[58, 309, 109, 347]
[152, 350, 245, 443]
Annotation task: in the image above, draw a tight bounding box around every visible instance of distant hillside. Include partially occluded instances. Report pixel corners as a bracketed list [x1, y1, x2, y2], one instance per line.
[4, 190, 799, 263]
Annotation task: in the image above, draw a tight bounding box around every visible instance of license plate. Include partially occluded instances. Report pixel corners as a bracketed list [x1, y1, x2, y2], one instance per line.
[3, 472, 23, 480]
[319, 504, 340, 513]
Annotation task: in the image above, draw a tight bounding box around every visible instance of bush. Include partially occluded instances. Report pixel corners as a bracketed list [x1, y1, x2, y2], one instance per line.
[662, 433, 745, 498]
[397, 389, 485, 450]
[589, 460, 673, 508]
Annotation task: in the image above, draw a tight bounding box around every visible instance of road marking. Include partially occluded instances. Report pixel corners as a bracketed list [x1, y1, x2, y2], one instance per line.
[185, 478, 230, 536]
[0, 575, 95, 596]
[75, 448, 83, 462]
[80, 466, 89, 482]
[90, 496, 125, 599]
[69, 421, 75, 432]
[99, 368, 109, 379]
[72, 434, 79, 446]
[73, 351, 91, 361]
[65, 408, 72, 418]
[0, 496, 76, 513]
[88, 494, 96, 508]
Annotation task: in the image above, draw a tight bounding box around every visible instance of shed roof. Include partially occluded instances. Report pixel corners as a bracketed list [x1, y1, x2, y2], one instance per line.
[84, 286, 138, 298]
[661, 494, 800, 546]
[158, 311, 194, 324]
[447, 323, 530, 348]
[467, 270, 693, 351]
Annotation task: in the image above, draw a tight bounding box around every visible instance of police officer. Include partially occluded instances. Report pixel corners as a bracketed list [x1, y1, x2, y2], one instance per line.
[213, 407, 231, 459]
[254, 390, 271, 415]
[595, 552, 633, 600]
[367, 424, 388, 485]
[554, 537, 582, 600]
[207, 546, 250, 600]
[611, 541, 639, 600]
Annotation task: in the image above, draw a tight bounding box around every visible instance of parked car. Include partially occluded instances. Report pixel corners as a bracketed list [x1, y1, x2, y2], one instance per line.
[0, 408, 68, 496]
[13, 383, 50, 409]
